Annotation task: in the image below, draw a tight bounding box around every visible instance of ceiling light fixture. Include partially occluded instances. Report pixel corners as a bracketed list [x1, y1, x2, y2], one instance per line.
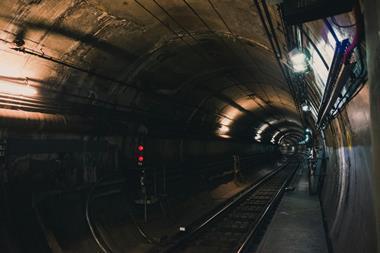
[289, 48, 309, 73]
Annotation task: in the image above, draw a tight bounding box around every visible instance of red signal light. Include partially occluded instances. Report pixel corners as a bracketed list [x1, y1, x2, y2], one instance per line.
[138, 156, 144, 162]
[138, 145, 144, 152]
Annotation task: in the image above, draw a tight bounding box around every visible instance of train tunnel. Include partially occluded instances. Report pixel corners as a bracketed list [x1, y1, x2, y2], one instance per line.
[0, 0, 378, 252]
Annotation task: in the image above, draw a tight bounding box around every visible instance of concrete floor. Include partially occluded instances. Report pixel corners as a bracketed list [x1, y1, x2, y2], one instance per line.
[256, 164, 329, 253]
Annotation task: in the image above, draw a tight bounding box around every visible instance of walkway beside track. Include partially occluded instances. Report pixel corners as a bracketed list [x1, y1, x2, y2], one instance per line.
[256, 162, 328, 253]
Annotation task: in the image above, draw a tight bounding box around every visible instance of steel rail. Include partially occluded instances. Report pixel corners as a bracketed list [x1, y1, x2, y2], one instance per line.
[234, 162, 299, 253]
[161, 159, 293, 252]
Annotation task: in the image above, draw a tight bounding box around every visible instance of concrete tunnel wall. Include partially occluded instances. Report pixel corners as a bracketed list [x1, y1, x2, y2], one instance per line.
[288, 4, 378, 252]
[321, 84, 376, 253]
[1, 131, 278, 190]
[365, 0, 380, 251]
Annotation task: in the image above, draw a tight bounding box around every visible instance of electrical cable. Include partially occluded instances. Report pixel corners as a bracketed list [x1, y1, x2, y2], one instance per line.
[342, 2, 362, 64]
[253, 0, 301, 118]
[331, 16, 356, 28]
[328, 2, 365, 119]
[299, 27, 329, 70]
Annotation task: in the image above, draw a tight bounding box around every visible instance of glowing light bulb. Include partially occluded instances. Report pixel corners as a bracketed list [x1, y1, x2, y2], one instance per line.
[293, 63, 308, 73]
[289, 48, 309, 73]
[290, 53, 307, 65]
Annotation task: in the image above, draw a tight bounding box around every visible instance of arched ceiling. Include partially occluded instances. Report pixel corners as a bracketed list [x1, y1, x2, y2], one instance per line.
[0, 0, 303, 143]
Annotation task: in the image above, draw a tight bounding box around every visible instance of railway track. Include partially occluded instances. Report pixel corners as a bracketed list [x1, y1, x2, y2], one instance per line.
[157, 157, 300, 253]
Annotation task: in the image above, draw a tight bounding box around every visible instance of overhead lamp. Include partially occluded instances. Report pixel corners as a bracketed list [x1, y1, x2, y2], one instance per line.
[289, 48, 309, 73]
[0, 80, 37, 96]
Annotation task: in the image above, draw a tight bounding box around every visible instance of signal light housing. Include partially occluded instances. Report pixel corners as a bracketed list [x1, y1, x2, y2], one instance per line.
[137, 143, 144, 166]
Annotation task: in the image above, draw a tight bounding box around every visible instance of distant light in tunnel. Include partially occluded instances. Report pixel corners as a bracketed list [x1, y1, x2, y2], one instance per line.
[254, 122, 272, 143]
[271, 131, 281, 144]
[256, 123, 269, 134]
[0, 80, 37, 96]
[301, 103, 311, 112]
[299, 132, 311, 145]
[254, 134, 261, 142]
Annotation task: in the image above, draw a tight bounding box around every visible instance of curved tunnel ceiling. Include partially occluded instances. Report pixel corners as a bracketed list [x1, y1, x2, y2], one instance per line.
[0, 0, 303, 143]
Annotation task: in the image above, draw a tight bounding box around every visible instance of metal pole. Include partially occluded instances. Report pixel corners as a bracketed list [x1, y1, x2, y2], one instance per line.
[163, 165, 167, 195]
